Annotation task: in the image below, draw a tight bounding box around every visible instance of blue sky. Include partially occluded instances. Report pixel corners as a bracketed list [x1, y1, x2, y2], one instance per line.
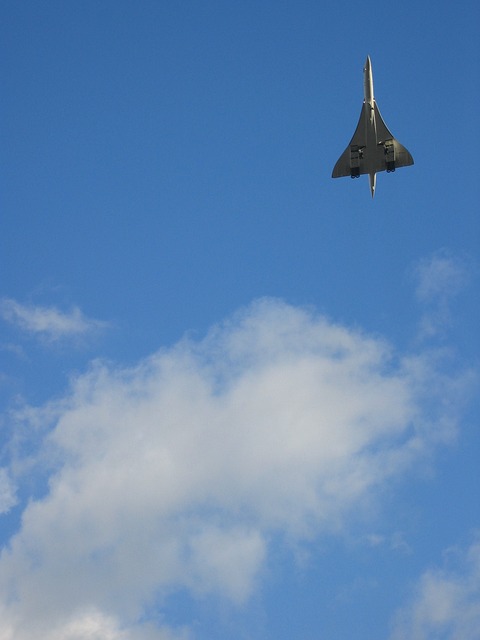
[1, 1, 479, 639]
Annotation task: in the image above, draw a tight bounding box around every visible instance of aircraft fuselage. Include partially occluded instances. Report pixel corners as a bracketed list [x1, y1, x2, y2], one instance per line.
[363, 56, 377, 195]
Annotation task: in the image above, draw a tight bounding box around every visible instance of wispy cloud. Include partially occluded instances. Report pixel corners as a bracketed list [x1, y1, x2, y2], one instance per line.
[414, 251, 470, 340]
[0, 299, 107, 344]
[391, 537, 480, 640]
[0, 468, 17, 515]
[0, 299, 472, 640]
[364, 531, 412, 555]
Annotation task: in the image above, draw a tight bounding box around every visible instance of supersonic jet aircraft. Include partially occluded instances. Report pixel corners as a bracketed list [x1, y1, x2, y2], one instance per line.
[332, 56, 414, 197]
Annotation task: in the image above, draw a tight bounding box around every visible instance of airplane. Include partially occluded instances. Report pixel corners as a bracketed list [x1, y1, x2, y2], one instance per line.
[332, 56, 414, 197]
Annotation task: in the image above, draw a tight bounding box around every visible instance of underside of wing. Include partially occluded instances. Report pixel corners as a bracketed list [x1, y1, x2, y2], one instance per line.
[332, 104, 369, 178]
[373, 102, 394, 142]
[371, 138, 414, 173]
[373, 102, 414, 172]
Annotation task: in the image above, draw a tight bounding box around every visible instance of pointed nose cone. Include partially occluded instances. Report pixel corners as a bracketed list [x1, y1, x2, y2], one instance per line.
[364, 55, 371, 72]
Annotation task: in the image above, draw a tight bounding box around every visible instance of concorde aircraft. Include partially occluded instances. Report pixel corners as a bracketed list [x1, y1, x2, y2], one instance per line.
[332, 56, 414, 197]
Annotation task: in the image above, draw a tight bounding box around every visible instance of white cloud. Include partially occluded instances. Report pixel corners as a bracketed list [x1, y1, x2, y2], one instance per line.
[0, 468, 17, 514]
[414, 251, 470, 339]
[0, 299, 472, 639]
[0, 606, 189, 640]
[0, 298, 107, 343]
[390, 537, 480, 640]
